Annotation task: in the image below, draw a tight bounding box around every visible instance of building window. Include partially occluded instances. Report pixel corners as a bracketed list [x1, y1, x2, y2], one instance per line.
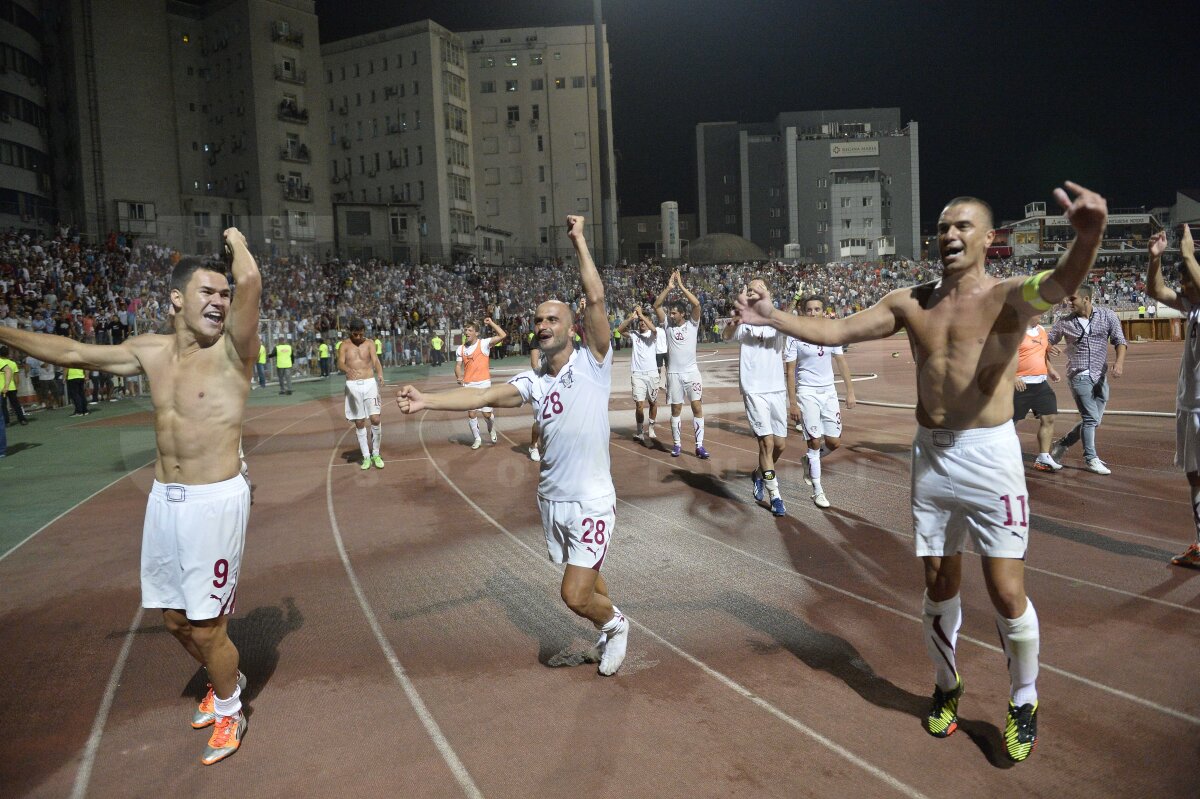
[571, 76, 585, 89]
[843, 219, 852, 229]
[863, 196, 873, 207]
[481, 56, 495, 67]
[554, 77, 565, 89]
[531, 78, 544, 91]
[507, 56, 519, 67]
[540, 196, 547, 213]
[506, 105, 520, 123]
[536, 135, 544, 152]
[538, 165, 545, 182]
[575, 162, 587, 180]
[484, 168, 499, 185]
[505, 79, 518, 92]
[841, 197, 852, 207]
[531, 104, 540, 120]
[817, 178, 828, 188]
[636, 222, 647, 233]
[481, 80, 496, 93]
[573, 132, 586, 148]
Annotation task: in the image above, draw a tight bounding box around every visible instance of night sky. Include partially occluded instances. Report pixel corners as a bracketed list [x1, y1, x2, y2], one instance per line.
[316, 0, 1200, 226]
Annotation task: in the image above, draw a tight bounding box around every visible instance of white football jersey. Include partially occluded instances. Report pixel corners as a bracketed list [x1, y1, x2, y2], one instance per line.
[629, 327, 657, 373]
[509, 347, 614, 502]
[785, 337, 844, 387]
[734, 324, 787, 394]
[665, 318, 699, 374]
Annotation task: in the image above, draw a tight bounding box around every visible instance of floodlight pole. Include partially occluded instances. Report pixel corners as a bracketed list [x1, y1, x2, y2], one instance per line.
[593, 0, 616, 266]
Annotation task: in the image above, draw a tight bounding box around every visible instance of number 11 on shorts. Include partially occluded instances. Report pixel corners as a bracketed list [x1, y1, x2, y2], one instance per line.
[1000, 494, 1028, 527]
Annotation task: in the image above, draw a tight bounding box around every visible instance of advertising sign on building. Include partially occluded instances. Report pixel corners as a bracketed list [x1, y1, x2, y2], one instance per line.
[830, 141, 879, 158]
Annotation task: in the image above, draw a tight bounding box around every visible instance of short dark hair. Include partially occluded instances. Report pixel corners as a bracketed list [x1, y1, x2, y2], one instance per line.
[170, 257, 225, 295]
[0, 345, 9, 357]
[1074, 285, 1093, 299]
[348, 318, 365, 332]
[669, 300, 689, 315]
[802, 296, 825, 310]
[942, 196, 994, 229]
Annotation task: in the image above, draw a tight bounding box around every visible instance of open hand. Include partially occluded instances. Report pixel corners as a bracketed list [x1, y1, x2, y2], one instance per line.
[1148, 230, 1167, 259]
[1052, 181, 1107, 241]
[734, 285, 775, 326]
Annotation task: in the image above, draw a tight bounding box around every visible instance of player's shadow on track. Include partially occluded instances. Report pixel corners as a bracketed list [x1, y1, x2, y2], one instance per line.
[849, 441, 911, 456]
[484, 568, 602, 668]
[4, 441, 41, 454]
[1031, 514, 1175, 562]
[720, 588, 1011, 766]
[179, 597, 304, 706]
[662, 468, 738, 502]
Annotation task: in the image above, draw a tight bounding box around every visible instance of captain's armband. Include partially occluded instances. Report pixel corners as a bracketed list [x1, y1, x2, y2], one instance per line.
[1021, 270, 1054, 312]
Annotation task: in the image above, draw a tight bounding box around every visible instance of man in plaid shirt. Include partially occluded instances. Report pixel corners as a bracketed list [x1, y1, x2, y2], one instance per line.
[1048, 286, 1127, 473]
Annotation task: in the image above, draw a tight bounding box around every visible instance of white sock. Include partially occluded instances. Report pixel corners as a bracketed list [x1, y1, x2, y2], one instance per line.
[807, 449, 823, 486]
[763, 469, 780, 500]
[923, 592, 962, 692]
[600, 606, 625, 633]
[469, 417, 480, 439]
[995, 600, 1039, 707]
[671, 415, 682, 445]
[694, 417, 705, 446]
[484, 414, 494, 432]
[371, 423, 381, 456]
[356, 427, 370, 458]
[213, 683, 242, 717]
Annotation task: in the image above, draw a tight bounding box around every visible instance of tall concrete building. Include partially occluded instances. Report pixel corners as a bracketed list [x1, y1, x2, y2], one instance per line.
[461, 24, 616, 264]
[46, 0, 332, 256]
[697, 108, 920, 261]
[320, 19, 472, 263]
[0, 0, 52, 231]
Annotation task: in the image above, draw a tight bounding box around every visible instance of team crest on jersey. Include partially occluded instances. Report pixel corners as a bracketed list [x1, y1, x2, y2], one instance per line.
[560, 368, 575, 389]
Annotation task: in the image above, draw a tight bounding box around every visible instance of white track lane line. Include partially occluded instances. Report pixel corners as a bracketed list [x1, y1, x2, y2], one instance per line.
[433, 415, 931, 799]
[612, 428, 1200, 617]
[69, 608, 144, 799]
[602, 437, 1200, 724]
[2, 402, 308, 564]
[325, 427, 483, 799]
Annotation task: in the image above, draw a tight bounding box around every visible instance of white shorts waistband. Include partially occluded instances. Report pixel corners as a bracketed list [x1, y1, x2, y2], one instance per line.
[151, 474, 248, 502]
[914, 421, 1015, 449]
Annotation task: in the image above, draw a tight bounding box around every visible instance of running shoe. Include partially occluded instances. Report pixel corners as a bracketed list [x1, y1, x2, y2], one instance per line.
[471, 437, 482, 450]
[360, 457, 371, 470]
[193, 672, 249, 729]
[1085, 457, 1111, 475]
[372, 455, 385, 469]
[598, 613, 629, 676]
[490, 429, 498, 444]
[695, 445, 710, 460]
[924, 675, 963, 738]
[1004, 700, 1038, 762]
[751, 470, 765, 502]
[1171, 542, 1200, 568]
[812, 490, 830, 509]
[529, 447, 541, 462]
[647, 426, 657, 440]
[633, 432, 645, 444]
[1033, 456, 1063, 472]
[770, 497, 786, 517]
[671, 444, 681, 457]
[201, 712, 247, 765]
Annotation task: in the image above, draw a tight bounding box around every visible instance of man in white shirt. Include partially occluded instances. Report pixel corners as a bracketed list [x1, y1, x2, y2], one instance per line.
[616, 306, 659, 443]
[398, 216, 631, 676]
[654, 269, 708, 459]
[784, 296, 856, 509]
[723, 279, 789, 515]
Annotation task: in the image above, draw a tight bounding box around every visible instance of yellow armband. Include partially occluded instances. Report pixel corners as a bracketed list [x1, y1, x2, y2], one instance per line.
[1021, 270, 1053, 311]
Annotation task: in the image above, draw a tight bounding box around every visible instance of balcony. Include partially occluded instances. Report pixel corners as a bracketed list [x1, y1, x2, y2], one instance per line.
[283, 184, 313, 203]
[280, 143, 311, 163]
[277, 100, 309, 124]
[271, 22, 304, 48]
[273, 65, 306, 85]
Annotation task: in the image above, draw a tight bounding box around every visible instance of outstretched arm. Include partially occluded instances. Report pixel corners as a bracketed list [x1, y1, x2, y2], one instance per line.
[0, 326, 143, 376]
[1145, 230, 1182, 310]
[1010, 181, 1107, 314]
[675, 270, 702, 323]
[397, 382, 524, 413]
[223, 228, 262, 361]
[1181, 224, 1200, 291]
[652, 274, 673, 324]
[485, 317, 508, 345]
[735, 284, 902, 347]
[567, 215, 610, 362]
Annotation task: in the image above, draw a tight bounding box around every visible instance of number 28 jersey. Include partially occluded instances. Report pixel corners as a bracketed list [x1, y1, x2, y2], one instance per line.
[508, 346, 614, 502]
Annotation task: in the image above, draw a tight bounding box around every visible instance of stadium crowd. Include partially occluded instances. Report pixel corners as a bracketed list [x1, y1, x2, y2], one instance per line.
[0, 227, 1176, 413]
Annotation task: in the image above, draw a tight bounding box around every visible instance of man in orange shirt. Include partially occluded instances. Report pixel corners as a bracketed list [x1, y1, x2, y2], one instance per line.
[455, 317, 507, 449]
[1013, 319, 1063, 471]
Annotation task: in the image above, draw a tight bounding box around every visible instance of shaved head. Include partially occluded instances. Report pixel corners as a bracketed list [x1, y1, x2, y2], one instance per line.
[942, 196, 994, 230]
[538, 299, 574, 324]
